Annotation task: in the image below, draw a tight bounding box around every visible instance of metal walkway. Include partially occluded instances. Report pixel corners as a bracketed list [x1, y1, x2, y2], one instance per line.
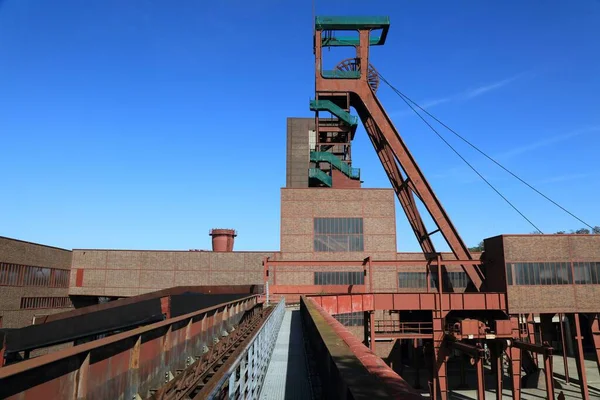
[260, 308, 312, 399]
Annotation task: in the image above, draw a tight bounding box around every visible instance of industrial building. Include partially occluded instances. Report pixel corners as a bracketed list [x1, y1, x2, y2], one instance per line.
[1, 15, 599, 400]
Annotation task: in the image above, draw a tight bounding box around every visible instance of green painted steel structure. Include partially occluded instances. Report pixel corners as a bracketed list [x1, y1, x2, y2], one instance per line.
[309, 100, 358, 127]
[310, 151, 360, 180]
[308, 168, 332, 187]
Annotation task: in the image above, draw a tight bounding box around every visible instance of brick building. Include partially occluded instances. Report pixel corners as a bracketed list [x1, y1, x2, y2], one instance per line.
[0, 237, 72, 329]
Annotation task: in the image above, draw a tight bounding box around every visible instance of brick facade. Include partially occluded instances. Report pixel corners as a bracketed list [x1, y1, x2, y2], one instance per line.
[69, 250, 278, 297]
[280, 188, 397, 261]
[0, 237, 72, 328]
[485, 234, 600, 313]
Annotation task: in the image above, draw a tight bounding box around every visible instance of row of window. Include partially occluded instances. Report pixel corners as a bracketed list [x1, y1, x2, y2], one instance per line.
[314, 218, 364, 252]
[506, 262, 600, 286]
[314, 271, 364, 285]
[314, 235, 364, 252]
[314, 218, 363, 234]
[20, 297, 73, 310]
[398, 272, 469, 290]
[334, 312, 364, 327]
[573, 262, 600, 284]
[0, 263, 70, 288]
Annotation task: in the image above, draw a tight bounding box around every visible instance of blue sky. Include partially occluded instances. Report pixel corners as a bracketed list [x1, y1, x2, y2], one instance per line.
[0, 0, 598, 252]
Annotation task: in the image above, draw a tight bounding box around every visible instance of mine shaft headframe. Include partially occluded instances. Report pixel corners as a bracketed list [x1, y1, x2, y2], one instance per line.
[313, 16, 486, 291]
[314, 16, 389, 86]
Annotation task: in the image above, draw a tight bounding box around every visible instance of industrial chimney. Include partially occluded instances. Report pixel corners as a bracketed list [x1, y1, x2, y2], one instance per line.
[209, 229, 237, 252]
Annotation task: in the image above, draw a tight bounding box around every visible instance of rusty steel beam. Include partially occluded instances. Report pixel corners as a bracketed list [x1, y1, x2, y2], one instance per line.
[559, 313, 570, 384]
[2, 288, 258, 359]
[509, 345, 522, 400]
[361, 114, 436, 255]
[543, 351, 555, 400]
[589, 313, 600, 376]
[36, 285, 263, 324]
[511, 340, 553, 355]
[308, 292, 507, 315]
[573, 313, 590, 400]
[0, 295, 259, 400]
[446, 339, 485, 400]
[264, 258, 481, 267]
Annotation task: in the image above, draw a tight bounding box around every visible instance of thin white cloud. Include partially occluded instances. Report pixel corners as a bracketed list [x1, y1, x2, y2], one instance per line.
[430, 125, 599, 182]
[465, 75, 522, 99]
[390, 72, 526, 117]
[495, 126, 600, 160]
[535, 173, 595, 185]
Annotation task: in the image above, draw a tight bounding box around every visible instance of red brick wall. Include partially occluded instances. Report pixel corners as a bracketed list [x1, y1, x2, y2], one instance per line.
[69, 250, 278, 297]
[331, 169, 361, 188]
[491, 235, 600, 313]
[280, 188, 397, 261]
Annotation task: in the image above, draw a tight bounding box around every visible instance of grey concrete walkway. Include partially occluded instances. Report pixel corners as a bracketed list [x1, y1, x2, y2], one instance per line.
[260, 308, 312, 400]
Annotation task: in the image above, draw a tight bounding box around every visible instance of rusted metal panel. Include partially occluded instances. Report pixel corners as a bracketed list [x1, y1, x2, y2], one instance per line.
[463, 294, 486, 310]
[75, 268, 84, 287]
[320, 296, 338, 314]
[420, 293, 436, 309]
[374, 293, 394, 310]
[0, 295, 258, 400]
[449, 293, 464, 309]
[337, 295, 352, 314]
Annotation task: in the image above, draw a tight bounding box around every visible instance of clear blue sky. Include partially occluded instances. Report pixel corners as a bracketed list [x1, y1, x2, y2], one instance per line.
[1, 1, 598, 252]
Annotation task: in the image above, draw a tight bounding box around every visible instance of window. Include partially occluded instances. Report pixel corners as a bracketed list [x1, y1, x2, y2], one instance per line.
[334, 312, 364, 326]
[314, 218, 364, 252]
[574, 262, 600, 284]
[398, 272, 427, 289]
[314, 271, 364, 285]
[20, 297, 72, 310]
[429, 271, 469, 291]
[0, 263, 70, 288]
[509, 262, 574, 286]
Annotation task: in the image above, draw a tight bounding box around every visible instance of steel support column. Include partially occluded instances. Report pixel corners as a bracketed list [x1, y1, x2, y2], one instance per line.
[475, 355, 486, 400]
[589, 313, 600, 376]
[370, 311, 376, 351]
[573, 313, 590, 400]
[543, 351, 555, 400]
[492, 343, 503, 400]
[526, 313, 538, 367]
[509, 345, 522, 400]
[559, 313, 570, 384]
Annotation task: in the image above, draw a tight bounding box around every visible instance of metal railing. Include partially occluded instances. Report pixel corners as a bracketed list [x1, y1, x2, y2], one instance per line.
[204, 298, 285, 399]
[375, 320, 433, 335]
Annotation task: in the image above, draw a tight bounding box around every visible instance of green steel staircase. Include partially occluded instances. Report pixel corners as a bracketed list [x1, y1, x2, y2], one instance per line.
[310, 151, 360, 180]
[309, 100, 358, 127]
[308, 168, 332, 187]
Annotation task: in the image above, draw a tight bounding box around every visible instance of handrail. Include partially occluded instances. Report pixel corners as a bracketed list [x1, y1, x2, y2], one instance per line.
[310, 99, 358, 126]
[0, 295, 259, 400]
[308, 168, 332, 187]
[375, 320, 433, 335]
[207, 299, 285, 399]
[310, 151, 360, 179]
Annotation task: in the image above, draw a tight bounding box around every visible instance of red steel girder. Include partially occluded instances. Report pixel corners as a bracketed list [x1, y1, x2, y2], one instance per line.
[361, 114, 436, 255]
[307, 292, 507, 315]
